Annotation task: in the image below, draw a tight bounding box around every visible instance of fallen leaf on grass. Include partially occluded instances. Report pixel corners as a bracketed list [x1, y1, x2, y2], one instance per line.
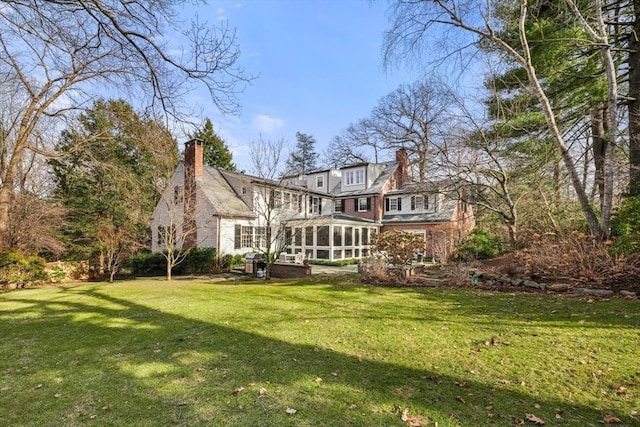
[285, 407, 297, 415]
[315, 377, 323, 383]
[401, 408, 430, 427]
[600, 414, 621, 424]
[525, 413, 545, 425]
[348, 404, 357, 410]
[455, 396, 466, 404]
[231, 386, 245, 396]
[258, 387, 267, 396]
[54, 393, 62, 398]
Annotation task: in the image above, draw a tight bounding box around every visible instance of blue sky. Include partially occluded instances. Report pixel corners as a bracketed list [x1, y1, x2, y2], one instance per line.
[183, 0, 420, 171]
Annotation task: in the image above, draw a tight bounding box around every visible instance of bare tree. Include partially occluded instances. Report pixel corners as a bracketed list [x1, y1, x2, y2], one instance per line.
[383, 0, 619, 239]
[0, 0, 251, 250]
[330, 80, 451, 180]
[248, 137, 312, 279]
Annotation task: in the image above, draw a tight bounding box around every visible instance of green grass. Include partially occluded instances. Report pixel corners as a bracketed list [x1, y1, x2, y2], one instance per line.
[0, 275, 638, 426]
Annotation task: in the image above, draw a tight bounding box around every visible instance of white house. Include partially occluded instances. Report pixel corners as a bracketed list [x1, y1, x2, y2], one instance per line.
[151, 139, 475, 260]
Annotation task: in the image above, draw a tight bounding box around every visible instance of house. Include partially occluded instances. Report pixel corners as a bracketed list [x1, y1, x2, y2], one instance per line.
[151, 139, 474, 261]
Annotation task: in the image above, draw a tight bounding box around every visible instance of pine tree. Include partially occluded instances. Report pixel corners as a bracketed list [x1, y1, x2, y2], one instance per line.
[286, 132, 319, 175]
[191, 119, 236, 171]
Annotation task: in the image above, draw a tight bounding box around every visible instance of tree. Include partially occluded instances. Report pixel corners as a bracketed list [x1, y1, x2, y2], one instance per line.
[383, 0, 619, 240]
[50, 99, 178, 280]
[248, 137, 310, 279]
[330, 80, 451, 180]
[286, 132, 319, 175]
[190, 119, 236, 171]
[0, 0, 250, 251]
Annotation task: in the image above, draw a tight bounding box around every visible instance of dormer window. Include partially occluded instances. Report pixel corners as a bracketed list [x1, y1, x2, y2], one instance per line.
[344, 168, 364, 186]
[345, 171, 354, 185]
[317, 175, 324, 188]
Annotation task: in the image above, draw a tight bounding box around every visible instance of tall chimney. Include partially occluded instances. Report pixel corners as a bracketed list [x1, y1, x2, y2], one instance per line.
[184, 139, 204, 179]
[396, 148, 409, 187]
[183, 139, 203, 249]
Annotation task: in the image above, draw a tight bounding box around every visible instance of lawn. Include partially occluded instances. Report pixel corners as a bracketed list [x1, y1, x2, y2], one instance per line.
[0, 275, 638, 426]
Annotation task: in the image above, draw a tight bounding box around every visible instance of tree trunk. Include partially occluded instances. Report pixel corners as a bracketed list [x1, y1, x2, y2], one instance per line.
[628, 0, 640, 196]
[591, 105, 607, 205]
[0, 185, 12, 252]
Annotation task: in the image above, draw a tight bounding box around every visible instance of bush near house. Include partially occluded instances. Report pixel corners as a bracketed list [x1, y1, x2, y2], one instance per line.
[129, 248, 225, 277]
[455, 228, 505, 261]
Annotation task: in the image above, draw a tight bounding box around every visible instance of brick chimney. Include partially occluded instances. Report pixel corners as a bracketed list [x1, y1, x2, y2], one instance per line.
[184, 138, 204, 180]
[395, 148, 409, 187]
[183, 139, 203, 249]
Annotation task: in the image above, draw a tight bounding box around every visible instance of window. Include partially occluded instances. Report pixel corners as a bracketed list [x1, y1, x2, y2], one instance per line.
[317, 226, 330, 246]
[157, 225, 175, 247]
[411, 195, 424, 211]
[386, 197, 402, 212]
[345, 171, 354, 185]
[294, 227, 302, 246]
[334, 199, 343, 213]
[316, 175, 324, 188]
[241, 226, 253, 248]
[174, 185, 183, 204]
[305, 226, 314, 246]
[345, 169, 364, 186]
[310, 196, 322, 214]
[241, 186, 247, 195]
[345, 227, 353, 246]
[255, 226, 267, 248]
[358, 197, 369, 212]
[333, 226, 342, 246]
[362, 228, 369, 245]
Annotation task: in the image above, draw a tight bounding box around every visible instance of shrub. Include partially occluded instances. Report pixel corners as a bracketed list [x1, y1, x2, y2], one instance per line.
[513, 232, 640, 285]
[0, 251, 49, 287]
[612, 196, 640, 255]
[456, 228, 504, 261]
[129, 251, 166, 276]
[130, 248, 219, 277]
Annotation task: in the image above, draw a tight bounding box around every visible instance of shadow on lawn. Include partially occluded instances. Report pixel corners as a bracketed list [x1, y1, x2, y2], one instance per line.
[0, 284, 637, 426]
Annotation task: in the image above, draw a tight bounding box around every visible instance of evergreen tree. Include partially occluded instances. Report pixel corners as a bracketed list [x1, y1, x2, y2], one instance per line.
[191, 119, 236, 171]
[50, 99, 178, 278]
[286, 132, 319, 175]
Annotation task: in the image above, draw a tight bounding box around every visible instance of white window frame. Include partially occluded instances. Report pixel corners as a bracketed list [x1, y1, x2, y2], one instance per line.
[312, 196, 321, 214]
[241, 226, 253, 248]
[389, 198, 398, 211]
[316, 175, 324, 188]
[356, 169, 365, 184]
[345, 171, 354, 186]
[358, 197, 368, 212]
[334, 199, 343, 213]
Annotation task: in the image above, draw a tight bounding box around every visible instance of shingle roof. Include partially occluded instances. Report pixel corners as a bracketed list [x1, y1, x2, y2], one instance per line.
[197, 167, 255, 218]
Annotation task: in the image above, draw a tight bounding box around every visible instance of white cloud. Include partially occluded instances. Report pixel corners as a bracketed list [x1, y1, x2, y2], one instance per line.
[251, 114, 284, 133]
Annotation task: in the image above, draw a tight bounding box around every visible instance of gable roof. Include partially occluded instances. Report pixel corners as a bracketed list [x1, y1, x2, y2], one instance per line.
[197, 167, 255, 218]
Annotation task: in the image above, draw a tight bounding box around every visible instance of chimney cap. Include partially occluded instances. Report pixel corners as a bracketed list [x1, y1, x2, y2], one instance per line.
[185, 138, 203, 147]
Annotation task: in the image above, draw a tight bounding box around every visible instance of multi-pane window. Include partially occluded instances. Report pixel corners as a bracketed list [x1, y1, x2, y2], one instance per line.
[241, 226, 253, 248]
[358, 197, 368, 212]
[283, 192, 291, 210]
[174, 185, 183, 204]
[334, 199, 343, 213]
[311, 196, 321, 214]
[316, 175, 324, 188]
[345, 171, 354, 185]
[389, 198, 398, 211]
[356, 169, 364, 184]
[255, 226, 267, 248]
[157, 225, 176, 247]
